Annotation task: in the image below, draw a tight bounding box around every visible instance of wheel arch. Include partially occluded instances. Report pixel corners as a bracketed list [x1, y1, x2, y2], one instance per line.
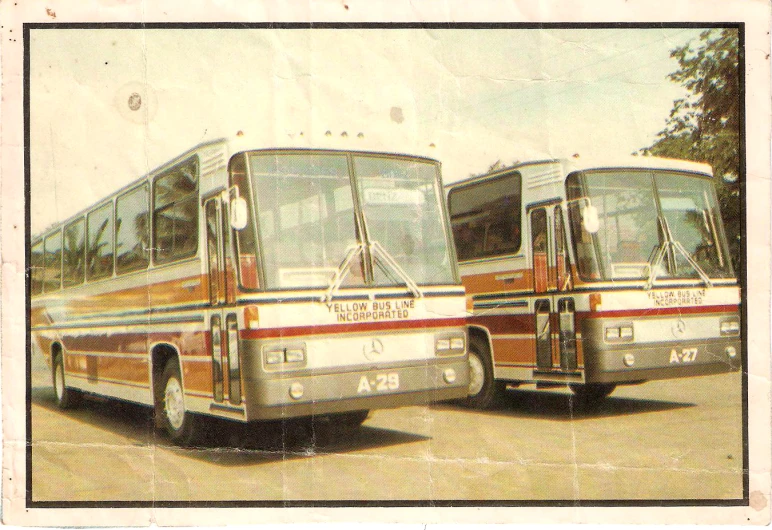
[466, 325, 496, 379]
[149, 342, 185, 403]
[50, 341, 63, 374]
[467, 325, 493, 355]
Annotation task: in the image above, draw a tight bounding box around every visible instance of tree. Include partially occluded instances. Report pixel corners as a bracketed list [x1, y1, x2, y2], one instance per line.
[468, 159, 520, 178]
[641, 28, 742, 272]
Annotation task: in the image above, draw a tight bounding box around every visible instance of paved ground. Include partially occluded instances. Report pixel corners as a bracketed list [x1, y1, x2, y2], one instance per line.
[30, 353, 744, 503]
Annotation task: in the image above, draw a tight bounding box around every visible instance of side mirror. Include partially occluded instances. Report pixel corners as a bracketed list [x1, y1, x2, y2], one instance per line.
[230, 196, 249, 230]
[582, 204, 600, 234]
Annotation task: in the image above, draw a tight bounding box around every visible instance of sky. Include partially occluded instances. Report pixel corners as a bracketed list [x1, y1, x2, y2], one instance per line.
[29, 27, 703, 234]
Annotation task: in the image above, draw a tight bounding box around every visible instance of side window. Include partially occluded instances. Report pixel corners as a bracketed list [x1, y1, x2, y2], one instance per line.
[230, 154, 259, 289]
[153, 157, 199, 264]
[62, 218, 86, 287]
[87, 202, 114, 280]
[554, 206, 571, 290]
[43, 230, 62, 292]
[530, 208, 549, 293]
[116, 184, 150, 274]
[531, 208, 548, 253]
[31, 241, 44, 295]
[449, 172, 522, 261]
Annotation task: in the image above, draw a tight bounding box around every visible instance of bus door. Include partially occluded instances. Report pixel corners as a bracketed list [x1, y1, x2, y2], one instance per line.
[204, 195, 241, 406]
[530, 203, 577, 374]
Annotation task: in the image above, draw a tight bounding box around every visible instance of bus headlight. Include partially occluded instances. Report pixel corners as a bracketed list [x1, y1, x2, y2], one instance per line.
[605, 324, 633, 343]
[263, 343, 307, 367]
[285, 348, 305, 363]
[720, 318, 740, 336]
[265, 350, 284, 365]
[436, 339, 450, 351]
[436, 333, 465, 355]
[450, 337, 465, 350]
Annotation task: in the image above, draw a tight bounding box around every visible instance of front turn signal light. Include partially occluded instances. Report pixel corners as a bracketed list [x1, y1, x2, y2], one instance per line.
[244, 305, 260, 329]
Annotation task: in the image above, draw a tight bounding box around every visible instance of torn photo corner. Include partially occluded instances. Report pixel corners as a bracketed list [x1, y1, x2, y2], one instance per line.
[1, 0, 770, 526]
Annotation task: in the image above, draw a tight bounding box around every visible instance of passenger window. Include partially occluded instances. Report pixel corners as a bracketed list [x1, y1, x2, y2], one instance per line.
[87, 202, 114, 280]
[153, 157, 199, 264]
[230, 154, 259, 289]
[116, 184, 150, 274]
[449, 172, 522, 261]
[62, 218, 86, 287]
[554, 206, 571, 290]
[530, 208, 549, 293]
[31, 241, 44, 295]
[43, 230, 63, 292]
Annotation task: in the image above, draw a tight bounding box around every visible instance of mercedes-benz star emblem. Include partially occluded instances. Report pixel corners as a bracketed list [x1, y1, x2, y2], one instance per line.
[672, 318, 687, 338]
[363, 338, 384, 361]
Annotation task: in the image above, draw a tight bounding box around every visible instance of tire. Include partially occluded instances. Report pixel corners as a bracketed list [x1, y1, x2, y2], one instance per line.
[52, 353, 80, 409]
[569, 383, 616, 406]
[464, 335, 499, 409]
[158, 359, 200, 445]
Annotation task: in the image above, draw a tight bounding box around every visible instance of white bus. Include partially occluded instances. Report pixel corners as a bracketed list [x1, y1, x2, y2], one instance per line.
[446, 156, 741, 407]
[31, 137, 469, 444]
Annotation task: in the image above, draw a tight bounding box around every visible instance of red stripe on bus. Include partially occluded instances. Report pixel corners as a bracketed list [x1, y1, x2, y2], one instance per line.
[585, 304, 739, 319]
[469, 313, 535, 334]
[241, 317, 467, 339]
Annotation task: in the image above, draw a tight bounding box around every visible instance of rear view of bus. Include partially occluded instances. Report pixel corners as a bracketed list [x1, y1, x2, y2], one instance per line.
[447, 157, 741, 407]
[31, 139, 468, 444]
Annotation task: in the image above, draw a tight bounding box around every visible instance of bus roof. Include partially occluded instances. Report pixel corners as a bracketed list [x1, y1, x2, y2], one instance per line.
[555, 155, 713, 176]
[31, 134, 440, 242]
[445, 155, 714, 190]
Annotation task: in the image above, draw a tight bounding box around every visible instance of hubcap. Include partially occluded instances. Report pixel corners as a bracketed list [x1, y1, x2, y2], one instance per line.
[55, 363, 64, 401]
[164, 376, 185, 430]
[468, 352, 485, 396]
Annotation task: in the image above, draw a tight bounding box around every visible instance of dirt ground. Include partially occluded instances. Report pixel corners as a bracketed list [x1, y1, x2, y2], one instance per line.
[29, 351, 744, 503]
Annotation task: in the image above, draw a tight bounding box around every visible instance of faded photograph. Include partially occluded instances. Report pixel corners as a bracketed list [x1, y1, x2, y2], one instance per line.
[28, 26, 744, 505]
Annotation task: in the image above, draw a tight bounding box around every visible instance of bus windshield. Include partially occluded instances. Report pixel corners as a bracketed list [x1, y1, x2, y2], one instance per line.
[566, 169, 734, 282]
[248, 152, 456, 290]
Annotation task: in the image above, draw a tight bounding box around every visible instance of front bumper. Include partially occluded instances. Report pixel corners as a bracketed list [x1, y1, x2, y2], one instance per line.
[583, 339, 741, 383]
[581, 313, 741, 384]
[241, 358, 469, 421]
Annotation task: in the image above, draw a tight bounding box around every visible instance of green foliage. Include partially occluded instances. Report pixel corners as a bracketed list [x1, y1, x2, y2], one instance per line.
[468, 159, 520, 178]
[641, 28, 742, 273]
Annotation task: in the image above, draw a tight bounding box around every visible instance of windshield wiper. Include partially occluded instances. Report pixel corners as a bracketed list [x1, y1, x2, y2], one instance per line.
[369, 240, 423, 299]
[670, 238, 714, 288]
[645, 216, 713, 290]
[322, 242, 366, 303]
[322, 240, 424, 301]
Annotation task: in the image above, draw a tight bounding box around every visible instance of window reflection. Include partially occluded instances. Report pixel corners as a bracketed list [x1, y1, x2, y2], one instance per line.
[153, 158, 199, 264]
[450, 172, 522, 261]
[63, 218, 85, 287]
[87, 202, 114, 280]
[43, 230, 62, 292]
[116, 184, 150, 274]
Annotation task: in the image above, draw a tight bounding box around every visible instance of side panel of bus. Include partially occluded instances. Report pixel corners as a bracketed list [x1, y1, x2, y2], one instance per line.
[450, 163, 583, 383]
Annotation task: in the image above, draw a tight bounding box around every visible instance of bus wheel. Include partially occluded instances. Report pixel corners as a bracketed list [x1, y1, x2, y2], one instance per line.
[569, 383, 616, 405]
[52, 353, 80, 409]
[160, 360, 199, 445]
[465, 335, 498, 409]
